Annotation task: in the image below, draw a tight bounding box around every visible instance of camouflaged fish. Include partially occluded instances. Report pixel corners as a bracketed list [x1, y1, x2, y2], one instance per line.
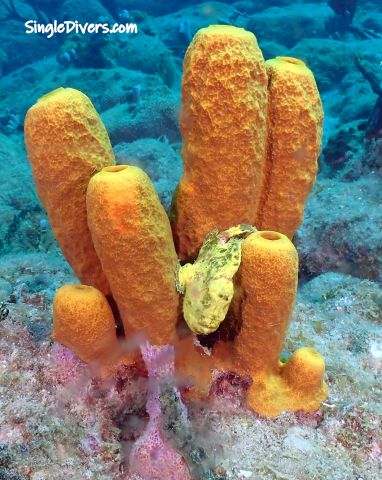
[176, 224, 256, 335]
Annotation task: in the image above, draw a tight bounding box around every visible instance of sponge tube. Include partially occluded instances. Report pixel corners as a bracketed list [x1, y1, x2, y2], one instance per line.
[86, 165, 180, 345]
[171, 25, 268, 261]
[24, 87, 114, 294]
[256, 57, 323, 238]
[234, 230, 298, 374]
[233, 230, 326, 416]
[52, 284, 121, 364]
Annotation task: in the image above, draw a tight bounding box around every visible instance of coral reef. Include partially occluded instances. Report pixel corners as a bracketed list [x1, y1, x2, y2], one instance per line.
[246, 2, 333, 48]
[1, 0, 382, 478]
[24, 24, 327, 424]
[0, 255, 381, 479]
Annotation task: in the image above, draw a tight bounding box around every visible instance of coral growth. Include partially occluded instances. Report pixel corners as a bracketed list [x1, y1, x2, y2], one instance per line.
[24, 25, 327, 423]
[0, 0, 381, 477]
[1, 261, 380, 479]
[171, 28, 323, 261]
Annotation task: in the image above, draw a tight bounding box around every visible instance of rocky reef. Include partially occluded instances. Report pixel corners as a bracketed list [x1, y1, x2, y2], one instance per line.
[0, 1, 382, 479]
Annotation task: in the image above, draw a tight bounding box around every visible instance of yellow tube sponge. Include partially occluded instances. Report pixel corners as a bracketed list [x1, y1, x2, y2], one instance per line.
[52, 284, 121, 365]
[86, 165, 179, 345]
[171, 25, 268, 261]
[256, 57, 323, 238]
[233, 230, 326, 416]
[24, 87, 114, 295]
[234, 230, 298, 375]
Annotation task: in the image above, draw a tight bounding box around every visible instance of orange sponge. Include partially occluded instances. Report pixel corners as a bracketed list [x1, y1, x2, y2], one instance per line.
[234, 230, 298, 375]
[52, 284, 121, 365]
[24, 87, 114, 295]
[86, 165, 179, 345]
[233, 231, 326, 416]
[171, 25, 268, 261]
[255, 57, 323, 238]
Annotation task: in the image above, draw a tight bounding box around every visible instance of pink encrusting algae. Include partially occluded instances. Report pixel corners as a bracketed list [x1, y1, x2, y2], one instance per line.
[127, 343, 192, 480]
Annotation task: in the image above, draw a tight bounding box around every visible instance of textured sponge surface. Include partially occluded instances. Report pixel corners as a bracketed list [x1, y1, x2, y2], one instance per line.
[86, 165, 179, 345]
[52, 284, 119, 364]
[24, 87, 114, 294]
[172, 25, 268, 261]
[234, 230, 298, 373]
[256, 57, 323, 238]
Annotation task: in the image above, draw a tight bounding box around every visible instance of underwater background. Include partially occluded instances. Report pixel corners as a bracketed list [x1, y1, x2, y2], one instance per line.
[0, 0, 382, 479]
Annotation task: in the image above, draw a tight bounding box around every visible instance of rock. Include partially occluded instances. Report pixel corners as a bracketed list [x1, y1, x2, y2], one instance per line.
[362, 137, 382, 173]
[59, 0, 114, 23]
[299, 271, 359, 303]
[335, 71, 376, 124]
[89, 68, 169, 113]
[323, 126, 361, 171]
[354, 9, 382, 34]
[231, 1, 259, 14]
[246, 3, 333, 48]
[0, 59, 168, 120]
[284, 426, 316, 453]
[0, 132, 39, 254]
[0, 20, 55, 75]
[0, 278, 12, 302]
[258, 40, 287, 60]
[116, 33, 178, 87]
[115, 0, 200, 16]
[102, 91, 180, 146]
[139, 2, 235, 58]
[290, 38, 381, 92]
[296, 174, 382, 281]
[290, 39, 353, 91]
[234, 0, 317, 13]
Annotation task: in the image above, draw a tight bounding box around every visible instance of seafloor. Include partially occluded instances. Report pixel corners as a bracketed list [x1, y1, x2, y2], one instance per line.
[0, 1, 382, 479]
